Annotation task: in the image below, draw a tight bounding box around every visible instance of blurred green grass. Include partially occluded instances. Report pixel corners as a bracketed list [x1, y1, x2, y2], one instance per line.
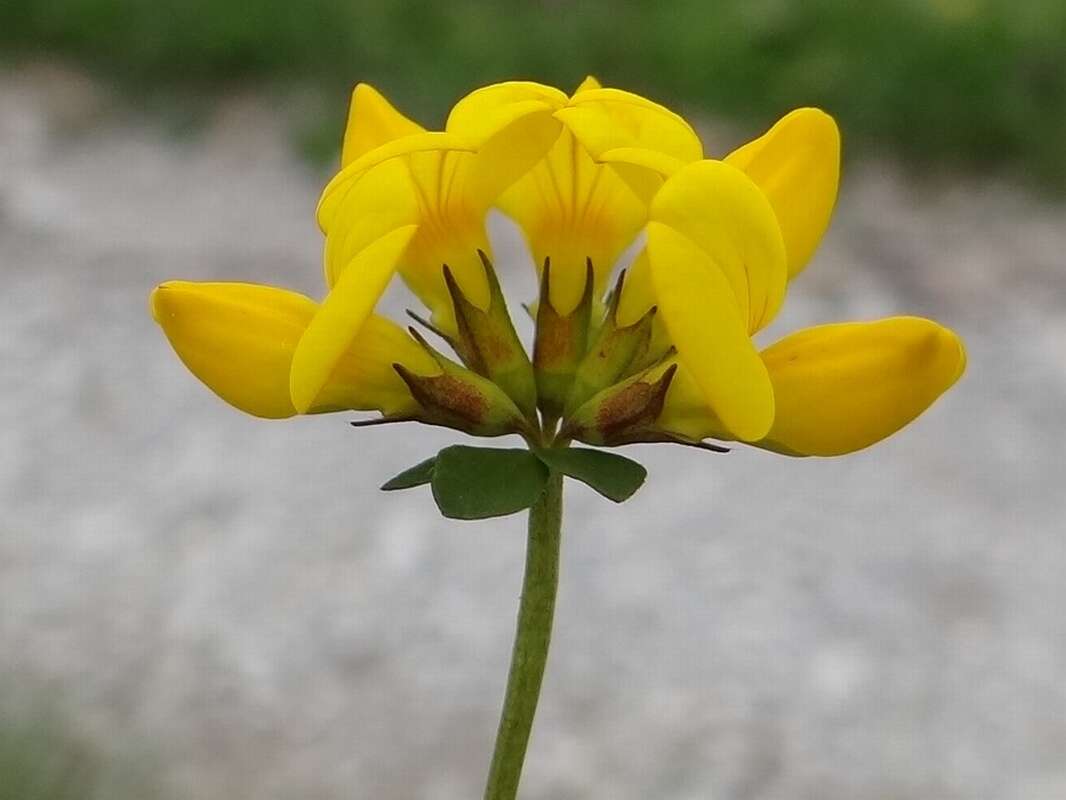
[0, 708, 162, 800]
[3, 0, 1065, 186]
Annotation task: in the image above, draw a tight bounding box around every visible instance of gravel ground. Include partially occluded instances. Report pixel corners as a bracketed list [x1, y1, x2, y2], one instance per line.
[2, 64, 1066, 800]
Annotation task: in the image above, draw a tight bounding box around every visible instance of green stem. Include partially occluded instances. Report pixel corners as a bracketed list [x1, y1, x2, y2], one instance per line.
[483, 470, 563, 800]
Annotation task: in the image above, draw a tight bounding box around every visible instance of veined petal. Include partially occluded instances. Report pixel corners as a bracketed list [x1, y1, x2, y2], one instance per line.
[322, 147, 490, 324]
[726, 108, 840, 278]
[646, 221, 774, 442]
[399, 148, 495, 316]
[322, 157, 420, 288]
[341, 83, 424, 168]
[317, 131, 476, 235]
[290, 225, 419, 413]
[150, 281, 428, 419]
[498, 129, 646, 315]
[324, 90, 561, 322]
[472, 81, 651, 315]
[757, 317, 966, 456]
[650, 159, 788, 333]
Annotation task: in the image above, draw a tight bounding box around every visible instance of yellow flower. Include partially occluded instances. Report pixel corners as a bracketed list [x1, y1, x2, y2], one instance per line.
[151, 78, 964, 458]
[467, 77, 702, 316]
[150, 227, 439, 420]
[658, 316, 967, 457]
[569, 106, 966, 454]
[315, 82, 562, 327]
[147, 84, 969, 800]
[151, 84, 557, 430]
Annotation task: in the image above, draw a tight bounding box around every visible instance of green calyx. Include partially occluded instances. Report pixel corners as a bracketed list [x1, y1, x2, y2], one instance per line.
[372, 250, 728, 504]
[532, 259, 594, 421]
[564, 269, 658, 416]
[394, 328, 532, 439]
[560, 361, 678, 446]
[443, 252, 538, 421]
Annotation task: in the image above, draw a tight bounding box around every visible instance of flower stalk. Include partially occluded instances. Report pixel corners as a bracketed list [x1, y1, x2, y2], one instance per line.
[484, 470, 563, 800]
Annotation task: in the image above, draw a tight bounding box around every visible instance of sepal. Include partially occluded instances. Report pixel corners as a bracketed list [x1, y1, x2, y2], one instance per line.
[442, 252, 538, 419]
[565, 270, 657, 415]
[394, 330, 532, 438]
[561, 362, 677, 446]
[533, 259, 594, 420]
[597, 430, 731, 453]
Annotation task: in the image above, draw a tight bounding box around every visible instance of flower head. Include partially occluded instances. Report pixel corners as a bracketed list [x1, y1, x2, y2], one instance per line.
[151, 78, 965, 462]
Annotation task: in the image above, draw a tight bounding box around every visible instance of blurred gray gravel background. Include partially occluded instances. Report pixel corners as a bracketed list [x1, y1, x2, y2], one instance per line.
[2, 65, 1065, 800]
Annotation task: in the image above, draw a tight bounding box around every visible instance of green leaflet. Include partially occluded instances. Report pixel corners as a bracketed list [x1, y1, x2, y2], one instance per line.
[533, 446, 646, 503]
[431, 446, 549, 520]
[381, 444, 647, 517]
[380, 456, 437, 491]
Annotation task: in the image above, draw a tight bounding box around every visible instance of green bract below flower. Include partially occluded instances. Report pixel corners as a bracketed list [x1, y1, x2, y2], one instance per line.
[150, 77, 966, 799]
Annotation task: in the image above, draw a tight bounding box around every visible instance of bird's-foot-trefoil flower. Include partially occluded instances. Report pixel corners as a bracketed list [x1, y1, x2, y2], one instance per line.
[150, 78, 965, 800]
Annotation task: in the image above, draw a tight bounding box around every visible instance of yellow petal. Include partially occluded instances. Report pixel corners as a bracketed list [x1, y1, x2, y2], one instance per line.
[615, 247, 655, 328]
[556, 88, 702, 202]
[498, 129, 646, 315]
[152, 280, 435, 419]
[446, 81, 567, 138]
[726, 108, 840, 278]
[290, 225, 419, 413]
[151, 281, 314, 419]
[597, 147, 687, 177]
[556, 88, 703, 163]
[650, 159, 788, 333]
[317, 131, 476, 235]
[646, 222, 774, 442]
[325, 93, 561, 320]
[573, 75, 601, 94]
[656, 361, 732, 442]
[465, 82, 654, 316]
[322, 148, 491, 324]
[446, 84, 567, 216]
[458, 101, 564, 213]
[758, 317, 966, 456]
[322, 157, 420, 288]
[312, 314, 439, 417]
[400, 148, 494, 316]
[589, 147, 688, 206]
[340, 83, 424, 168]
